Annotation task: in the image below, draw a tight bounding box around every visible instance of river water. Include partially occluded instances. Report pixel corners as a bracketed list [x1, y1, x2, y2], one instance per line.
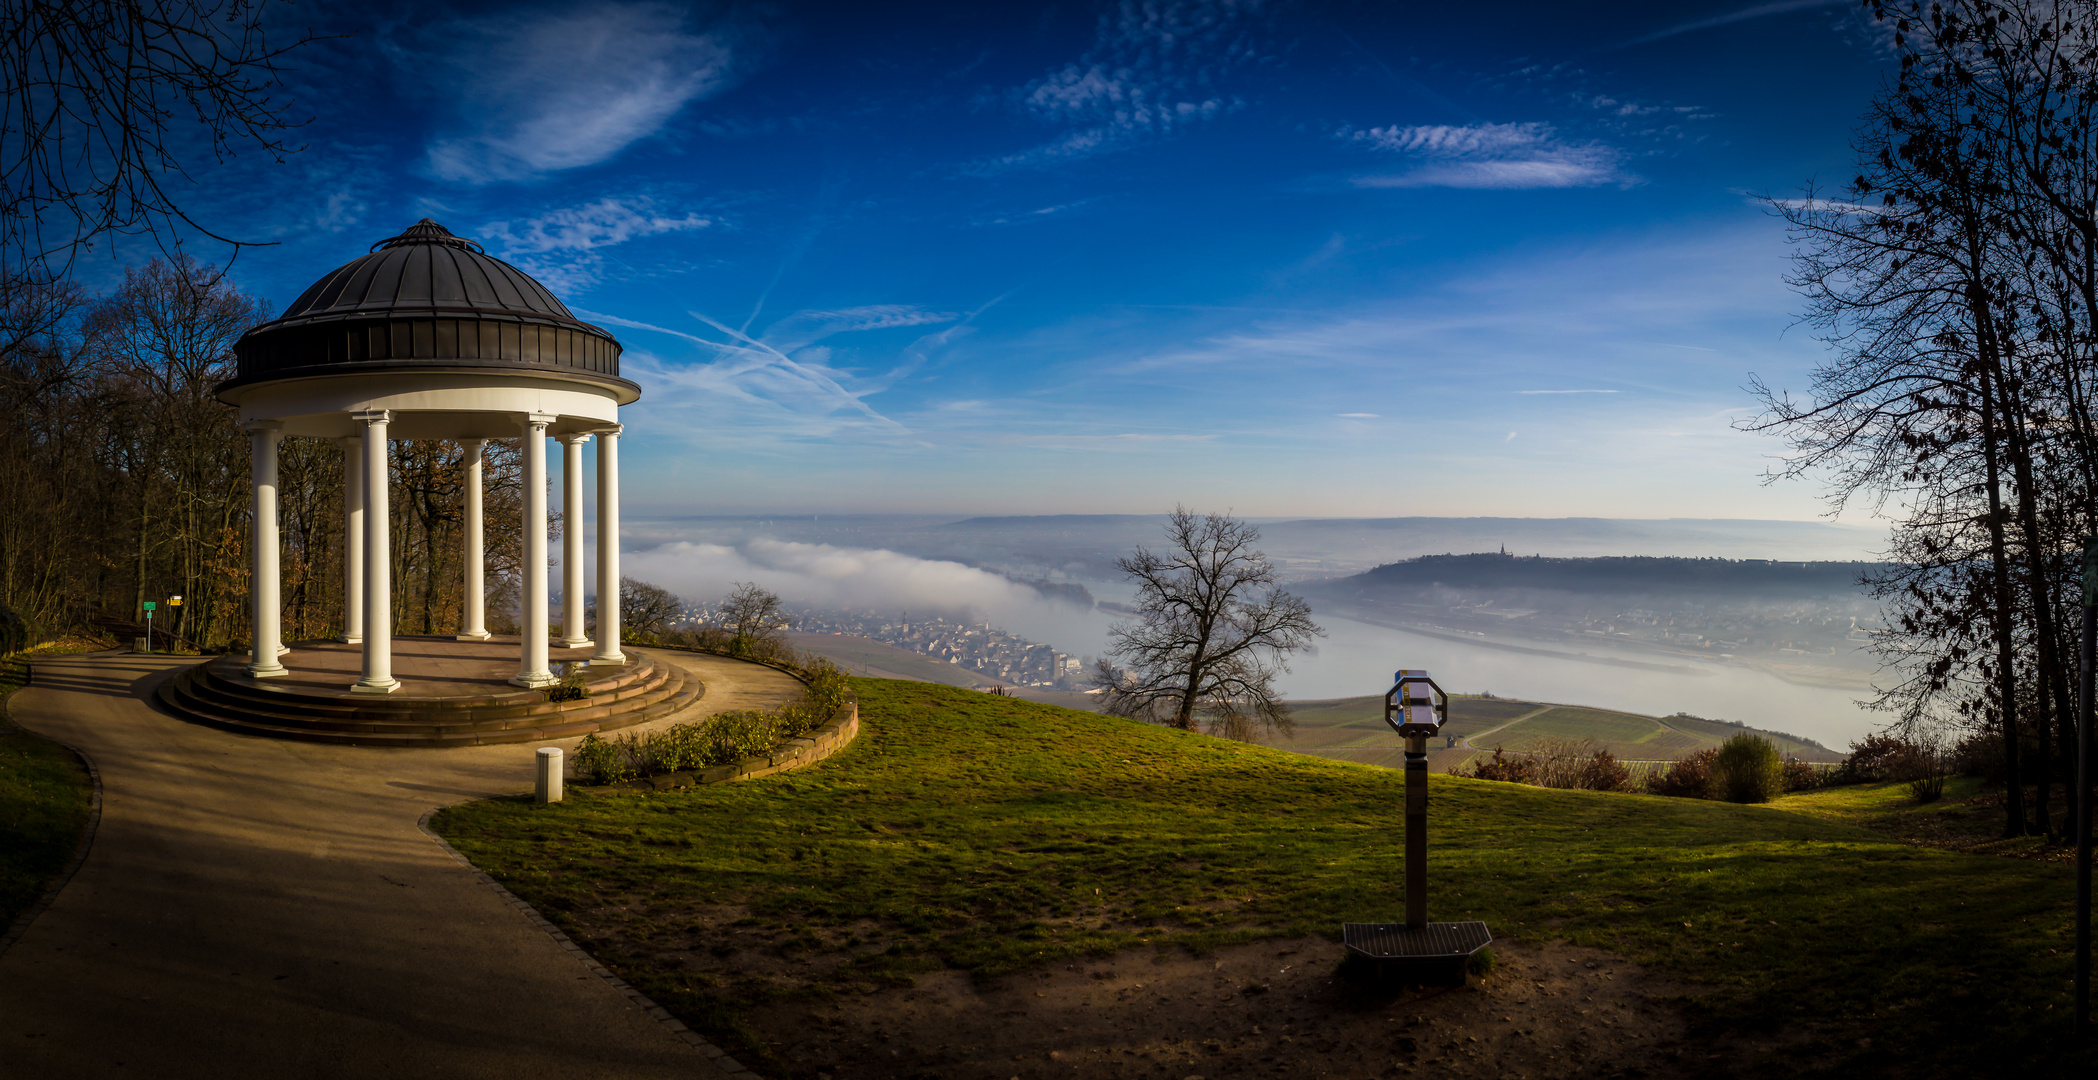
[976, 596, 1883, 750]
[1275, 613, 1882, 749]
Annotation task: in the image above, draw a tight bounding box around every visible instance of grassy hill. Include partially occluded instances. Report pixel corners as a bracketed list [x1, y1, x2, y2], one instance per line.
[784, 632, 1840, 775]
[1274, 693, 1842, 772]
[434, 678, 2081, 1079]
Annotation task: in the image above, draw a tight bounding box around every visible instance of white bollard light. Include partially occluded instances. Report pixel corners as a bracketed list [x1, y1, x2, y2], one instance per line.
[536, 747, 564, 804]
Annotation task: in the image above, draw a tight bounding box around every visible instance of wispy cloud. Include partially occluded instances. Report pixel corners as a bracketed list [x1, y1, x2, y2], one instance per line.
[1609, 0, 1847, 51]
[970, 198, 1105, 228]
[1337, 412, 1378, 418]
[1101, 227, 1792, 385]
[416, 3, 750, 183]
[1518, 389, 1621, 394]
[1342, 121, 1629, 189]
[480, 196, 713, 291]
[597, 304, 960, 447]
[483, 198, 711, 254]
[1763, 196, 1885, 215]
[975, 0, 1272, 173]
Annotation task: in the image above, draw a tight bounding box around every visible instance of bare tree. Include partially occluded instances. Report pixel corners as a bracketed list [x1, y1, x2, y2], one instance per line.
[619, 577, 682, 643]
[1747, 0, 2098, 837]
[0, 0, 324, 275]
[1092, 507, 1323, 741]
[89, 254, 262, 645]
[718, 581, 789, 651]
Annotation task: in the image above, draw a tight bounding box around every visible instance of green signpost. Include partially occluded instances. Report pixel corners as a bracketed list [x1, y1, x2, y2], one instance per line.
[143, 601, 156, 654]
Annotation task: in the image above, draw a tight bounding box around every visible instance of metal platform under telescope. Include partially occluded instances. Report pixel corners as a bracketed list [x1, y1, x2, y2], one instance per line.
[1343, 921, 1493, 985]
[1344, 921, 1492, 959]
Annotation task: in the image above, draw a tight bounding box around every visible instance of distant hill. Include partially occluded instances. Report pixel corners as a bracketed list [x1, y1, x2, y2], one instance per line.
[938, 514, 1161, 529]
[1269, 692, 1843, 773]
[1324, 551, 1874, 597]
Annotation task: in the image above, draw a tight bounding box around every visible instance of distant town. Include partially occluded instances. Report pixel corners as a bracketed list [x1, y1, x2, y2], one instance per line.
[678, 602, 1087, 689]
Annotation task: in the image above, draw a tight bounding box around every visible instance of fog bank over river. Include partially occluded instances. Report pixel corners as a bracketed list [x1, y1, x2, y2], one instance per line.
[627, 516, 1887, 751]
[914, 587, 1882, 752]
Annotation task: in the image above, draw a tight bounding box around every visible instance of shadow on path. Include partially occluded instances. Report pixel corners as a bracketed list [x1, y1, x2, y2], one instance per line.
[0, 648, 798, 1080]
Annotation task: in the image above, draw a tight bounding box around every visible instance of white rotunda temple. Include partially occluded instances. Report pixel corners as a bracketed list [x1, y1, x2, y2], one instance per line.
[159, 220, 697, 746]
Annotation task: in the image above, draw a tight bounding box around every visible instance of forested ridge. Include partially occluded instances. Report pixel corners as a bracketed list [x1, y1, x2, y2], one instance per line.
[1337, 553, 1873, 596]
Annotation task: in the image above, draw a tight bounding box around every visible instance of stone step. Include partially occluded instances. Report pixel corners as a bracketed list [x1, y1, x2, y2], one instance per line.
[170, 661, 687, 731]
[162, 666, 688, 736]
[184, 655, 671, 724]
[189, 653, 660, 713]
[153, 655, 704, 747]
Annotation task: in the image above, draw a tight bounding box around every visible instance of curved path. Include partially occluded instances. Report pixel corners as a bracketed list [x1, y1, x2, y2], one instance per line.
[1454, 705, 1554, 751]
[0, 648, 801, 1080]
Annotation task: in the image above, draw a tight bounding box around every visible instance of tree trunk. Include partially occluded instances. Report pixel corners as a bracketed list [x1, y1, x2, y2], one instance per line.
[2005, 393, 2065, 836]
[1977, 336, 2029, 835]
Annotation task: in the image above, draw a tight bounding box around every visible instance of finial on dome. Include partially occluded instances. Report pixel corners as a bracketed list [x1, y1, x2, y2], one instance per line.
[371, 219, 485, 254]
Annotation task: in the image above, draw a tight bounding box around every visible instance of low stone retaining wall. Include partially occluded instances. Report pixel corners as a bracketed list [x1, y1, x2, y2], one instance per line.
[618, 698, 860, 792]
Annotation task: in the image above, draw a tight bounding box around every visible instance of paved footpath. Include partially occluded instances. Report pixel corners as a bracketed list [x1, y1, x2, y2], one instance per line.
[0, 648, 803, 1080]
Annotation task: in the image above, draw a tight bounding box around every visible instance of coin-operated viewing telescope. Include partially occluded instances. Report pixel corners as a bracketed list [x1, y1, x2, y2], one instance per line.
[1341, 668, 1493, 985]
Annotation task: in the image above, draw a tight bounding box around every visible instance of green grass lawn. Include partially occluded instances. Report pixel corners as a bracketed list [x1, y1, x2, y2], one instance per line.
[433, 678, 2088, 1078]
[0, 656, 93, 931]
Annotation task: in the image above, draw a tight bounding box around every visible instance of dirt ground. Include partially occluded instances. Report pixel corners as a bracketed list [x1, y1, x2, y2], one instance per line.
[736, 935, 1709, 1080]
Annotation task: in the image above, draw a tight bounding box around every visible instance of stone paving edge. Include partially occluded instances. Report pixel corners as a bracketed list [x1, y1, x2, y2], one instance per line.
[0, 654, 108, 961]
[416, 804, 756, 1076]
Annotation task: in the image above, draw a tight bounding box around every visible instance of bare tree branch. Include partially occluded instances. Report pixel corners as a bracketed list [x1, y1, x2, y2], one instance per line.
[0, 0, 327, 276]
[1093, 507, 1323, 741]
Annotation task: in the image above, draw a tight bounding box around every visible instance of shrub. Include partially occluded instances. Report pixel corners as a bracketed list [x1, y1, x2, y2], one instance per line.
[1468, 947, 1496, 977]
[1838, 733, 1908, 783]
[1780, 757, 1827, 792]
[1712, 733, 1783, 803]
[570, 657, 854, 784]
[1469, 747, 1535, 784]
[1526, 737, 1603, 789]
[544, 663, 591, 703]
[0, 602, 28, 656]
[1576, 748, 1634, 793]
[1647, 748, 1717, 799]
[1832, 732, 1955, 801]
[1952, 732, 2002, 782]
[572, 733, 629, 784]
[1893, 738, 1951, 803]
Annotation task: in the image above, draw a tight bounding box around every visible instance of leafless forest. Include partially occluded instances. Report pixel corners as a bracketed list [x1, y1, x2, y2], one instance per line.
[1753, 2, 2098, 837]
[0, 256, 541, 651]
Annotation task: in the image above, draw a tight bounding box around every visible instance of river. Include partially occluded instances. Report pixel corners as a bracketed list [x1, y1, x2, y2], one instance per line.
[1275, 612, 1881, 749]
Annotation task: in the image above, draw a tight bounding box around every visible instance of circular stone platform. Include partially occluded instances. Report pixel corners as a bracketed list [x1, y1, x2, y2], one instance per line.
[156, 637, 701, 747]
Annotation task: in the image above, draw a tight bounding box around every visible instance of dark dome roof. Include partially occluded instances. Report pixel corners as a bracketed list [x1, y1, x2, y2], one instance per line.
[226, 219, 631, 395]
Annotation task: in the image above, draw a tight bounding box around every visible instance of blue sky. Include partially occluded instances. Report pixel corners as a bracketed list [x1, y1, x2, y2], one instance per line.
[147, 0, 1893, 520]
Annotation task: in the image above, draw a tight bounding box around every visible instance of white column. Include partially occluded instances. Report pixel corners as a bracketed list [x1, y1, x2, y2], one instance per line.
[246, 421, 287, 677]
[351, 410, 398, 694]
[456, 438, 491, 641]
[557, 432, 593, 649]
[512, 414, 557, 688]
[593, 425, 625, 664]
[339, 435, 364, 645]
